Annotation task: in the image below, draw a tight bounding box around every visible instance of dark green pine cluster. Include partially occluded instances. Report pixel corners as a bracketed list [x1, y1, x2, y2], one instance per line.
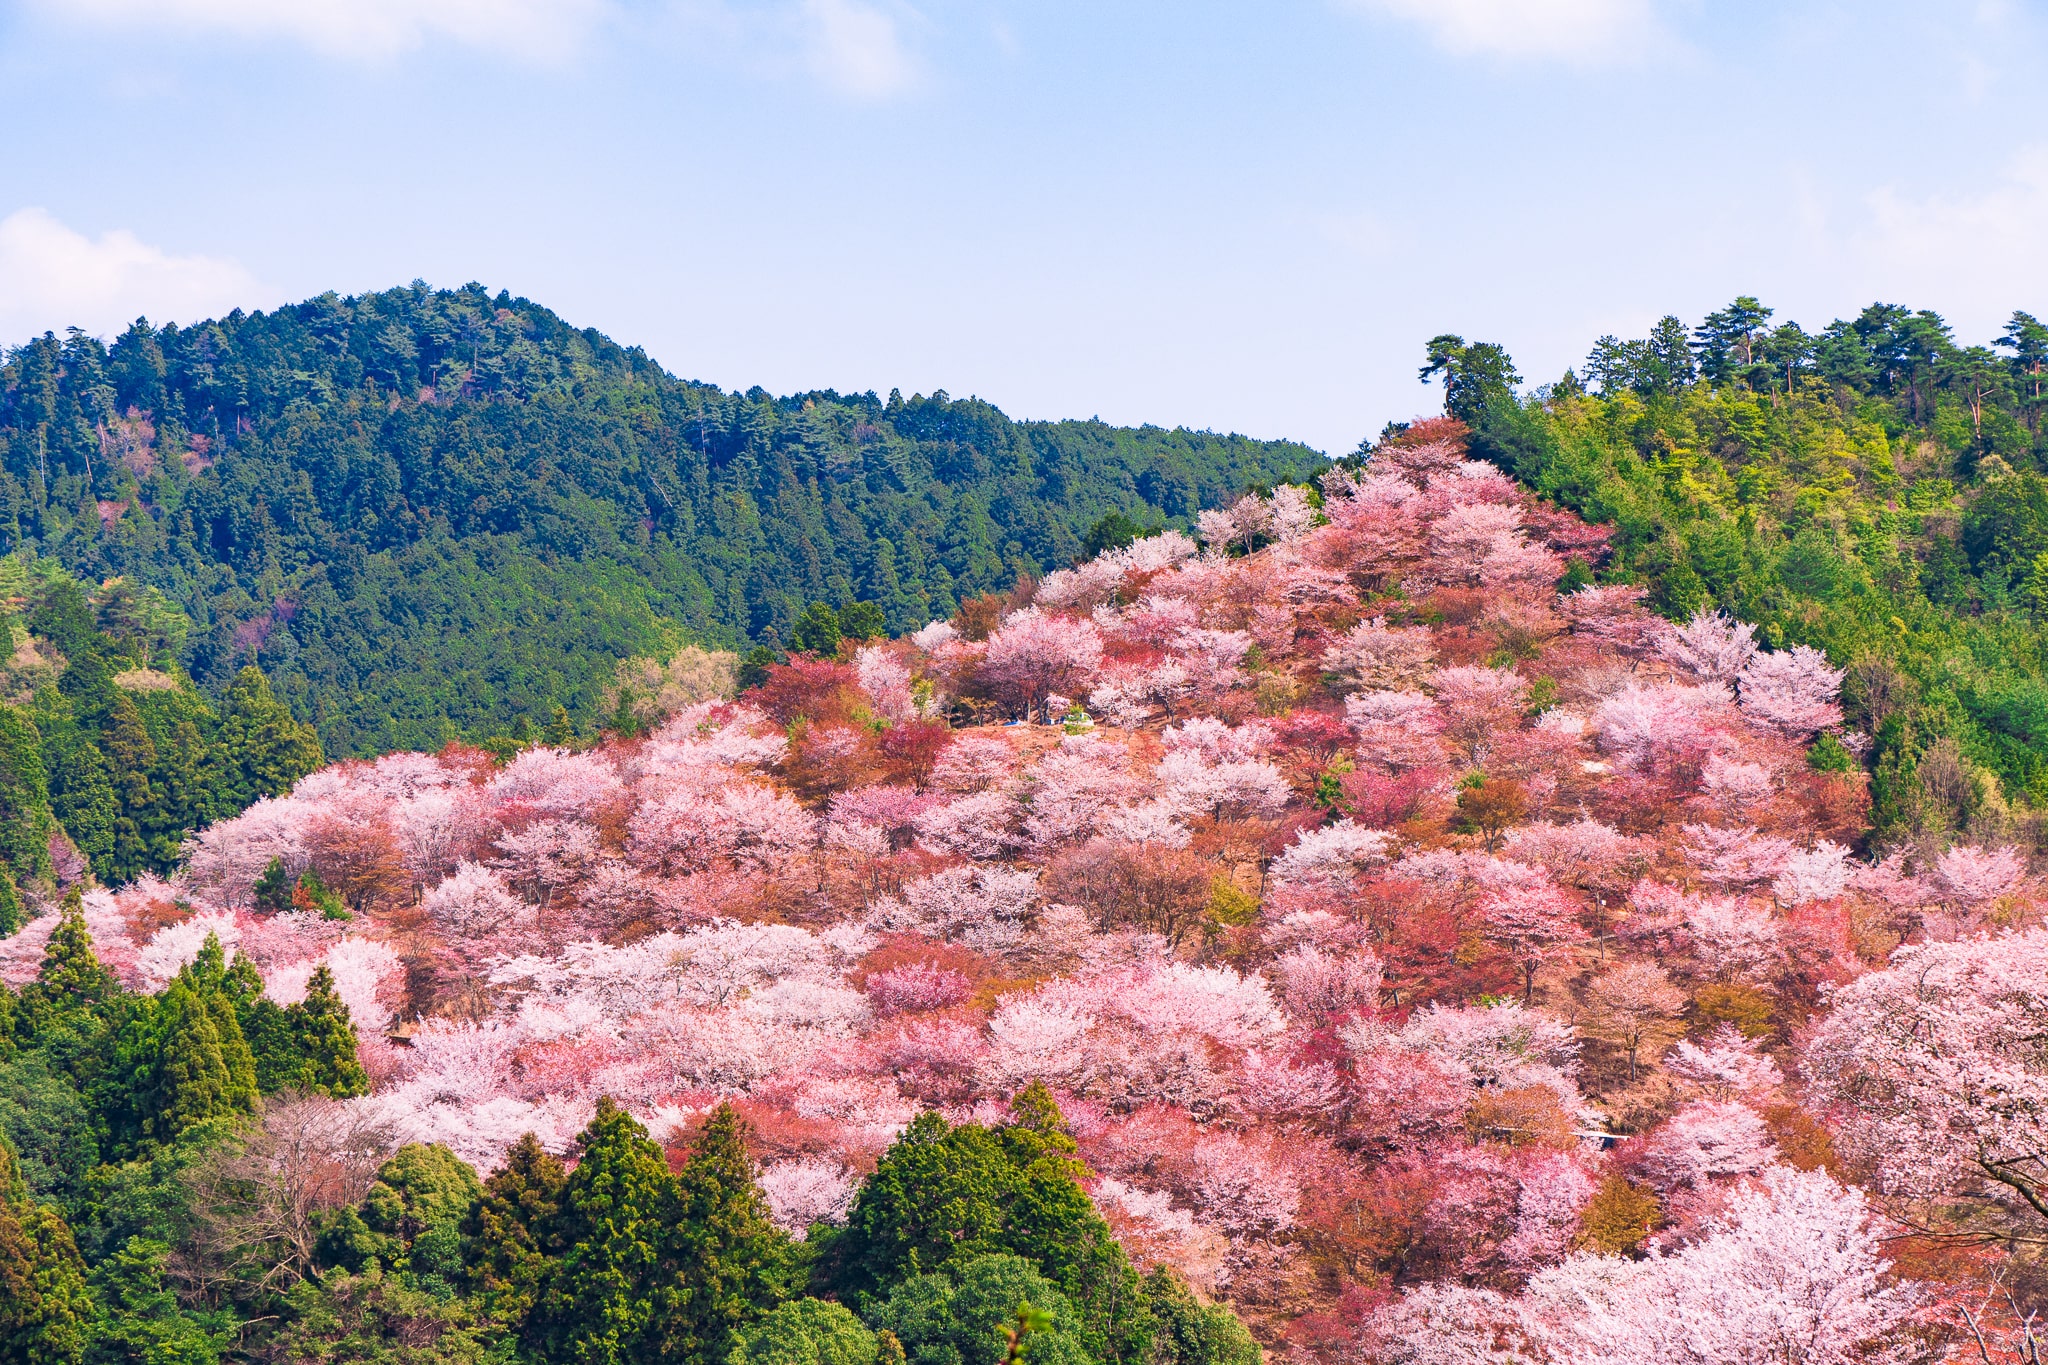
[0, 557, 321, 899]
[373, 1083, 1260, 1365]
[1417, 302, 2048, 836]
[0, 892, 365, 1363]
[0, 286, 1323, 756]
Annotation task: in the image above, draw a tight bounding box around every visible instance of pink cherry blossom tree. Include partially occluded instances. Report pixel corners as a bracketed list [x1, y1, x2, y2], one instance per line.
[1434, 665, 1530, 768]
[1930, 843, 2026, 910]
[1805, 929, 2048, 1233]
[1345, 690, 1446, 771]
[1371, 1168, 1922, 1365]
[1656, 608, 1760, 684]
[1736, 645, 1845, 738]
[1479, 878, 1586, 1003]
[981, 608, 1106, 722]
[1321, 617, 1438, 692]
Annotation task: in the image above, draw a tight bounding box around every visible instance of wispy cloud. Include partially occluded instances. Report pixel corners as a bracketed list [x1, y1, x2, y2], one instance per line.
[42, 0, 610, 62]
[1844, 147, 2048, 326]
[0, 208, 262, 342]
[1342, 0, 1661, 64]
[796, 0, 920, 99]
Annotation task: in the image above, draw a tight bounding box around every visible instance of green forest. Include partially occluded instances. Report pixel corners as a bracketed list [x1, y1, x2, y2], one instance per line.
[0, 554, 322, 894]
[0, 897, 1253, 1365]
[0, 284, 1322, 756]
[1421, 298, 2048, 842]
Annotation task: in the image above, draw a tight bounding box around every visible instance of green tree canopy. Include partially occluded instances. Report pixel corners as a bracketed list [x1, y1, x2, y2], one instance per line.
[523, 1097, 674, 1365]
[823, 1085, 1151, 1365]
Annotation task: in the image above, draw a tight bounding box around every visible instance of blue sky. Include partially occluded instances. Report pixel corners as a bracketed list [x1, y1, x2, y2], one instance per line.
[4, 0, 2048, 453]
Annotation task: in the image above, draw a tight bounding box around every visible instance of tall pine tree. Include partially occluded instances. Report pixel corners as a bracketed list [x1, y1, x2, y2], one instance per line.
[18, 890, 115, 1039]
[462, 1132, 567, 1325]
[656, 1103, 791, 1365]
[211, 667, 322, 813]
[242, 964, 368, 1097]
[523, 1097, 673, 1365]
[101, 693, 159, 883]
[48, 746, 113, 877]
[100, 935, 261, 1153]
[0, 704, 53, 888]
[0, 872, 22, 939]
[137, 978, 259, 1144]
[0, 1141, 90, 1365]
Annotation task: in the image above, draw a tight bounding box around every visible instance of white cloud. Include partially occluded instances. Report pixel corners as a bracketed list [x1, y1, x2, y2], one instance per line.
[44, 0, 608, 62]
[0, 208, 262, 343]
[1344, 0, 1658, 63]
[798, 0, 918, 98]
[1844, 147, 2048, 331]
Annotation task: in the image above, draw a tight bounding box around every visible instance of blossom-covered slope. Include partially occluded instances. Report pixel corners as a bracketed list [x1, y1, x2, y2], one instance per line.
[25, 419, 2045, 1361]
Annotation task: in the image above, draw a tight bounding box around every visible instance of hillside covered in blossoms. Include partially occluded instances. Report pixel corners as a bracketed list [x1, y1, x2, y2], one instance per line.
[0, 417, 2040, 1363]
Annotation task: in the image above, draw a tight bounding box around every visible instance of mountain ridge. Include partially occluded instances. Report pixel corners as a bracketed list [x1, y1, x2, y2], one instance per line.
[0, 282, 1327, 755]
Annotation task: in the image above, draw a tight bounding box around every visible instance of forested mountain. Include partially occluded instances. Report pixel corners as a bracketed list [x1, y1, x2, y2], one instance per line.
[1423, 298, 2048, 844]
[0, 285, 1323, 754]
[0, 422, 2038, 1362]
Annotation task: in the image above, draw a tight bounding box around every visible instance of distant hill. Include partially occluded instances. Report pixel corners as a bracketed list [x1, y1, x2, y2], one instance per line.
[1425, 299, 2048, 827]
[0, 284, 1325, 753]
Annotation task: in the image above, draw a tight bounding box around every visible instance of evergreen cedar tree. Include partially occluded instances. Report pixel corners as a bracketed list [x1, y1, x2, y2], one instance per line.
[0, 1143, 90, 1365]
[730, 1296, 878, 1365]
[821, 1083, 1154, 1365]
[461, 1132, 568, 1321]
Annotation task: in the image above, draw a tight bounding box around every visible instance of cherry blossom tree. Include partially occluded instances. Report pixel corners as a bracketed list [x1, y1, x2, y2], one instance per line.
[1434, 665, 1530, 768]
[1022, 740, 1137, 847]
[1930, 844, 2026, 910]
[1503, 819, 1644, 894]
[1345, 690, 1446, 771]
[913, 789, 1022, 859]
[1321, 617, 1437, 692]
[1272, 943, 1383, 1021]
[927, 733, 1016, 792]
[1772, 841, 1851, 906]
[1592, 683, 1728, 774]
[1558, 584, 1662, 658]
[181, 796, 307, 908]
[1656, 608, 1759, 684]
[864, 962, 971, 1015]
[1681, 824, 1793, 891]
[1805, 930, 2048, 1232]
[1637, 1100, 1779, 1194]
[424, 861, 528, 941]
[758, 1159, 858, 1236]
[1268, 819, 1392, 891]
[1479, 879, 1586, 1003]
[854, 645, 916, 722]
[1154, 749, 1293, 823]
[136, 912, 243, 990]
[1700, 754, 1774, 821]
[1374, 1168, 1924, 1365]
[981, 609, 1105, 722]
[1666, 1026, 1784, 1100]
[1582, 961, 1683, 1081]
[1737, 645, 1845, 738]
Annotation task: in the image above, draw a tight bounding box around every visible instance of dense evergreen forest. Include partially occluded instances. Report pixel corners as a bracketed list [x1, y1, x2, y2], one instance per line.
[0, 284, 1323, 755]
[1423, 298, 2048, 841]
